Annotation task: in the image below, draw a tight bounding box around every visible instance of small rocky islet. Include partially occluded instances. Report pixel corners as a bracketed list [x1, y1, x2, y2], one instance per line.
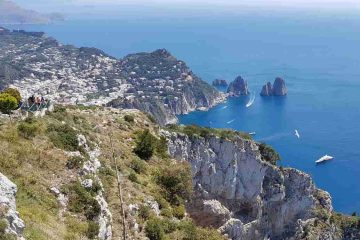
[260, 77, 288, 96]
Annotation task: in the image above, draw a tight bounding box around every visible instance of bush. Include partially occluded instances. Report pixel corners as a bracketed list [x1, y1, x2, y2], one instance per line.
[154, 162, 193, 205]
[64, 182, 101, 220]
[130, 159, 147, 174]
[195, 228, 226, 240]
[155, 136, 169, 158]
[86, 221, 99, 239]
[134, 130, 157, 160]
[172, 204, 186, 219]
[66, 156, 84, 169]
[128, 172, 139, 183]
[145, 217, 166, 240]
[2, 88, 21, 103]
[17, 119, 39, 139]
[47, 124, 79, 151]
[160, 208, 173, 218]
[124, 115, 135, 123]
[0, 93, 18, 114]
[258, 142, 280, 165]
[138, 205, 152, 220]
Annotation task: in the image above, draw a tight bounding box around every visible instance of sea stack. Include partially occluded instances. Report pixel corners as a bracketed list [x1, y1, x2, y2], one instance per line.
[212, 79, 228, 87]
[227, 76, 249, 96]
[260, 77, 287, 96]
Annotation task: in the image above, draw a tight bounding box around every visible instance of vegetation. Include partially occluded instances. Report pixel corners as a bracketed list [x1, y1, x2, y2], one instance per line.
[47, 123, 79, 151]
[154, 162, 193, 206]
[134, 129, 157, 160]
[258, 142, 280, 165]
[17, 118, 40, 139]
[66, 156, 84, 169]
[124, 114, 135, 123]
[62, 181, 101, 221]
[0, 93, 18, 114]
[3, 88, 21, 103]
[167, 124, 252, 140]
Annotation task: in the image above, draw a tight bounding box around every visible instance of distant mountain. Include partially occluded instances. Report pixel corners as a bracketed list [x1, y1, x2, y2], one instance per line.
[0, 0, 64, 24]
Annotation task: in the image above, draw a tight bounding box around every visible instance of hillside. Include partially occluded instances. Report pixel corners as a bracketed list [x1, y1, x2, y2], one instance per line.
[0, 29, 224, 125]
[0, 1, 53, 24]
[0, 106, 358, 239]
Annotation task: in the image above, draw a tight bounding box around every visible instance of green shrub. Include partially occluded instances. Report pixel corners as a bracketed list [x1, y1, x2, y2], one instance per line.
[145, 217, 165, 240]
[138, 205, 152, 220]
[66, 156, 83, 169]
[177, 220, 197, 240]
[161, 218, 177, 234]
[128, 172, 139, 183]
[64, 182, 101, 220]
[130, 159, 147, 174]
[160, 208, 173, 218]
[17, 119, 39, 139]
[0, 93, 18, 114]
[0, 219, 7, 234]
[154, 162, 193, 205]
[154, 194, 170, 210]
[172, 204, 186, 219]
[2, 88, 21, 103]
[86, 221, 99, 239]
[258, 142, 280, 165]
[124, 115, 135, 123]
[134, 130, 157, 160]
[195, 227, 226, 240]
[155, 136, 169, 158]
[47, 124, 79, 151]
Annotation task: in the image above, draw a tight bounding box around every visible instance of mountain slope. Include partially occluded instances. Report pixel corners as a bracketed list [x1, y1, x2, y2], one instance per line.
[0, 0, 51, 24]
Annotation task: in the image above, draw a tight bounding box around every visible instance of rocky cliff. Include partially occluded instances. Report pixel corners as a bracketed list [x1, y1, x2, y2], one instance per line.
[227, 76, 249, 96]
[261, 77, 287, 96]
[0, 172, 25, 239]
[212, 79, 228, 87]
[163, 129, 346, 239]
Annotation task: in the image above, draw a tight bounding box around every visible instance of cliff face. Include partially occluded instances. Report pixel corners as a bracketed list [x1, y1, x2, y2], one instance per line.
[261, 77, 287, 96]
[227, 76, 249, 96]
[163, 130, 337, 239]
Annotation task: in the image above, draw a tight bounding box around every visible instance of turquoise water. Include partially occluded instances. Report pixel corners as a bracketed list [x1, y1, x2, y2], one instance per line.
[6, 11, 360, 214]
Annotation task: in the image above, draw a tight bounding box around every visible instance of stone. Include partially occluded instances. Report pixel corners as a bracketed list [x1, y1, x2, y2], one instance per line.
[272, 77, 287, 96]
[260, 82, 273, 96]
[260, 77, 287, 96]
[164, 130, 334, 240]
[0, 172, 25, 239]
[212, 79, 228, 87]
[227, 76, 249, 96]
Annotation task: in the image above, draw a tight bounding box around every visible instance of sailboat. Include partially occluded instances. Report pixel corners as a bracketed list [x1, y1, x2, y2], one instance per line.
[246, 92, 256, 108]
[316, 155, 334, 164]
[295, 129, 300, 138]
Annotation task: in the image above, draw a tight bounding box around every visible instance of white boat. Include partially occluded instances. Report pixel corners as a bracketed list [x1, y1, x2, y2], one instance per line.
[249, 132, 256, 135]
[246, 92, 256, 108]
[316, 155, 334, 164]
[295, 129, 300, 138]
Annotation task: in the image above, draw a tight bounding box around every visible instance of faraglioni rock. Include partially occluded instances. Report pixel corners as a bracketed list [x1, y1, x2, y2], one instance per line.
[260, 82, 273, 96]
[260, 77, 287, 96]
[212, 79, 228, 87]
[227, 76, 249, 96]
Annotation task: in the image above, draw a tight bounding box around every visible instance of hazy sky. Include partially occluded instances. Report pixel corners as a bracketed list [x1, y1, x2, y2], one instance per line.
[13, 0, 360, 15]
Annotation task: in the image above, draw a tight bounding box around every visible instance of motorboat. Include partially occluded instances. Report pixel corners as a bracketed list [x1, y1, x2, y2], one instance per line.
[316, 155, 333, 164]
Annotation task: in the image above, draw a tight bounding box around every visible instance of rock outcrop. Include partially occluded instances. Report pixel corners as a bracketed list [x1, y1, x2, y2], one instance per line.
[212, 79, 228, 87]
[0, 172, 25, 239]
[260, 77, 287, 96]
[227, 76, 249, 96]
[162, 130, 335, 239]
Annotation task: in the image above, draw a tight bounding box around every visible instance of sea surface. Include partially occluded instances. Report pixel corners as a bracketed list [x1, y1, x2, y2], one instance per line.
[5, 10, 360, 214]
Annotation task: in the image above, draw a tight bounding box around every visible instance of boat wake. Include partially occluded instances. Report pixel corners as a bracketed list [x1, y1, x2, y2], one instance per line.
[221, 106, 228, 109]
[295, 129, 300, 138]
[227, 119, 235, 124]
[246, 92, 256, 108]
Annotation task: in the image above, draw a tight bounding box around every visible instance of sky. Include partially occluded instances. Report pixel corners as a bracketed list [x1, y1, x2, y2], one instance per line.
[12, 0, 360, 15]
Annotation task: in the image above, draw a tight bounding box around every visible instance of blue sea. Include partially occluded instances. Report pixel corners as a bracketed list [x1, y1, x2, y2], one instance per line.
[6, 8, 360, 214]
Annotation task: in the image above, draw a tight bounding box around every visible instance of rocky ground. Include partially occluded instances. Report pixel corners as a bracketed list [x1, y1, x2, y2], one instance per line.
[0, 29, 225, 125]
